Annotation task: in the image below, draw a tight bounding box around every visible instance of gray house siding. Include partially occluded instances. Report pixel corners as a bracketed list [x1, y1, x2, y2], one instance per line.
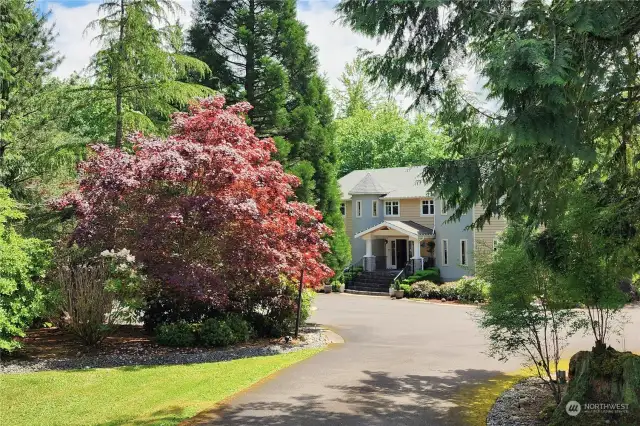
[350, 194, 385, 263]
[433, 200, 474, 281]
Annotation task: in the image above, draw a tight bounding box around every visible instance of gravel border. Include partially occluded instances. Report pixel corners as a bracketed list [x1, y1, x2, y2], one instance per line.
[487, 377, 552, 426]
[0, 326, 328, 375]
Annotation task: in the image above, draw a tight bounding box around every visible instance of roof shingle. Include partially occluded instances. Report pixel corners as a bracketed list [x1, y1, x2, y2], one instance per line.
[338, 166, 430, 200]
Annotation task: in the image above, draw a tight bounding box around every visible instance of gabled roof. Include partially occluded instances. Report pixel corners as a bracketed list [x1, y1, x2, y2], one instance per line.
[354, 220, 435, 240]
[338, 166, 430, 200]
[348, 173, 389, 195]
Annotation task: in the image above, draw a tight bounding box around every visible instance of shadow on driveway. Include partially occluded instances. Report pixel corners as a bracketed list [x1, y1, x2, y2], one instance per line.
[193, 368, 507, 425]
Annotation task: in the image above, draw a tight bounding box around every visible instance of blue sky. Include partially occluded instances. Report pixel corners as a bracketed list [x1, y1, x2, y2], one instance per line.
[40, 0, 338, 9]
[42, 0, 379, 96]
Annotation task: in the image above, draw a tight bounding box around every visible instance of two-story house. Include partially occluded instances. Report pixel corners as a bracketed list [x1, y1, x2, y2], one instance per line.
[339, 166, 507, 281]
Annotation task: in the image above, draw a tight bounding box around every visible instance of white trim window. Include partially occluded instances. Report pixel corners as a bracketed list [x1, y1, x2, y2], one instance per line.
[356, 200, 362, 218]
[384, 200, 400, 216]
[372, 200, 379, 217]
[340, 202, 346, 217]
[421, 199, 434, 216]
[460, 239, 468, 266]
[442, 239, 449, 266]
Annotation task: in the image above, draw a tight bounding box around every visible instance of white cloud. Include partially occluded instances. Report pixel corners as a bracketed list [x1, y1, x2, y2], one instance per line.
[49, 1, 378, 86]
[50, 0, 193, 78]
[297, 1, 383, 90]
[50, 2, 100, 77]
[49, 0, 491, 111]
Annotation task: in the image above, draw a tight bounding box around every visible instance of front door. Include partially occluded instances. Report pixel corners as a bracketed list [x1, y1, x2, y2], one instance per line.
[396, 238, 407, 268]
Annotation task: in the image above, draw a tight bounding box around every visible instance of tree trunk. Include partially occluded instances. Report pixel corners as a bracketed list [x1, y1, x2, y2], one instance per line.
[114, 0, 126, 148]
[0, 79, 9, 160]
[244, 0, 256, 122]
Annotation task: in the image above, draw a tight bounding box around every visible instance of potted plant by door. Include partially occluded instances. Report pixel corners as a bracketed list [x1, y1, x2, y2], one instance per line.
[393, 281, 404, 299]
[324, 282, 333, 293]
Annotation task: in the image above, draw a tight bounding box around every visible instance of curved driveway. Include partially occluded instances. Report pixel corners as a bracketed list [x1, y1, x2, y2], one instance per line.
[200, 295, 640, 425]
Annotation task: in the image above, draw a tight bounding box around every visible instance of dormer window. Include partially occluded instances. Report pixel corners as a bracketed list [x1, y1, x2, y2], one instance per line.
[421, 199, 434, 216]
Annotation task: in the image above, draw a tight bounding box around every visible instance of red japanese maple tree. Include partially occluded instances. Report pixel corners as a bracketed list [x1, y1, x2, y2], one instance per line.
[56, 96, 333, 305]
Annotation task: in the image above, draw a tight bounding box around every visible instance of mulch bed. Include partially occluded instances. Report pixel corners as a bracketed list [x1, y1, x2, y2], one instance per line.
[5, 325, 294, 361]
[1, 325, 327, 374]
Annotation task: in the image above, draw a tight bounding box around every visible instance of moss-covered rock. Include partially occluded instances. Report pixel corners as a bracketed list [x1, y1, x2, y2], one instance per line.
[550, 346, 640, 425]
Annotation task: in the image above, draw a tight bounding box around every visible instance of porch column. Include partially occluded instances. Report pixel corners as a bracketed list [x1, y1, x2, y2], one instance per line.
[411, 238, 423, 272]
[364, 237, 376, 271]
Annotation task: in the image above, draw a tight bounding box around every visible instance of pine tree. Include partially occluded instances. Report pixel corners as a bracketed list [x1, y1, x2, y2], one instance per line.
[189, 0, 350, 272]
[87, 0, 213, 147]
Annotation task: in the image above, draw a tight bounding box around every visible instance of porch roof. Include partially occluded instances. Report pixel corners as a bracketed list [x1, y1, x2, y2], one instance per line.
[354, 220, 435, 240]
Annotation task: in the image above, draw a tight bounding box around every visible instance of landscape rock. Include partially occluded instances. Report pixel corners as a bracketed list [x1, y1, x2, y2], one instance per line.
[0, 326, 328, 374]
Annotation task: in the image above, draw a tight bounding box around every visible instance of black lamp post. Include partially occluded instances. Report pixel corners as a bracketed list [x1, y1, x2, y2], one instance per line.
[294, 268, 304, 338]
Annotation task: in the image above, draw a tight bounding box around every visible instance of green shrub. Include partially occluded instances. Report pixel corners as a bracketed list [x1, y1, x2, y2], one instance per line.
[246, 280, 316, 338]
[225, 314, 252, 343]
[440, 282, 460, 300]
[331, 281, 342, 292]
[0, 189, 52, 352]
[399, 283, 412, 296]
[456, 276, 491, 303]
[403, 267, 441, 285]
[156, 322, 197, 347]
[411, 281, 440, 299]
[200, 318, 236, 347]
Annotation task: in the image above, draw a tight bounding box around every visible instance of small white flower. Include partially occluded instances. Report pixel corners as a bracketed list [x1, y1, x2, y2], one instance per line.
[126, 254, 135, 263]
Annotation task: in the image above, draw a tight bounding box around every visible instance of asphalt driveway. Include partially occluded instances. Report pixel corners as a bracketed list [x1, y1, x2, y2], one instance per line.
[198, 295, 640, 425]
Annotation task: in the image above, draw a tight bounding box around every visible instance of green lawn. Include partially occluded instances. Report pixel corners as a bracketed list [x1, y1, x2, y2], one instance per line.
[1, 348, 322, 426]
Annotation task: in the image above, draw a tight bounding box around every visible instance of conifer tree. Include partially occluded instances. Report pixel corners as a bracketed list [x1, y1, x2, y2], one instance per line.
[0, 0, 62, 197]
[338, 0, 640, 235]
[189, 0, 350, 272]
[87, 0, 213, 147]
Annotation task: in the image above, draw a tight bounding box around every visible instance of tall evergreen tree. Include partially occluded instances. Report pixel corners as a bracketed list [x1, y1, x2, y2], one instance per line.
[189, 0, 350, 272]
[87, 0, 213, 147]
[337, 1, 640, 236]
[0, 0, 63, 197]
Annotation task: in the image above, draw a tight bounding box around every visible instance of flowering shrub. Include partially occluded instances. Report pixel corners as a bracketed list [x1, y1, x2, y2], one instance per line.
[55, 246, 146, 345]
[410, 281, 440, 298]
[56, 96, 333, 312]
[100, 248, 146, 323]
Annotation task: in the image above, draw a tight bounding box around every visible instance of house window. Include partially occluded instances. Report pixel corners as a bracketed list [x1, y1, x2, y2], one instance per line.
[460, 239, 468, 266]
[340, 202, 346, 217]
[442, 239, 449, 266]
[356, 200, 362, 218]
[421, 199, 434, 216]
[372, 200, 378, 217]
[384, 200, 399, 216]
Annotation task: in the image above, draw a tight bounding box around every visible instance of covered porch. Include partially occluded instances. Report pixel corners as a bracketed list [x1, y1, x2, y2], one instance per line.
[354, 220, 435, 272]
